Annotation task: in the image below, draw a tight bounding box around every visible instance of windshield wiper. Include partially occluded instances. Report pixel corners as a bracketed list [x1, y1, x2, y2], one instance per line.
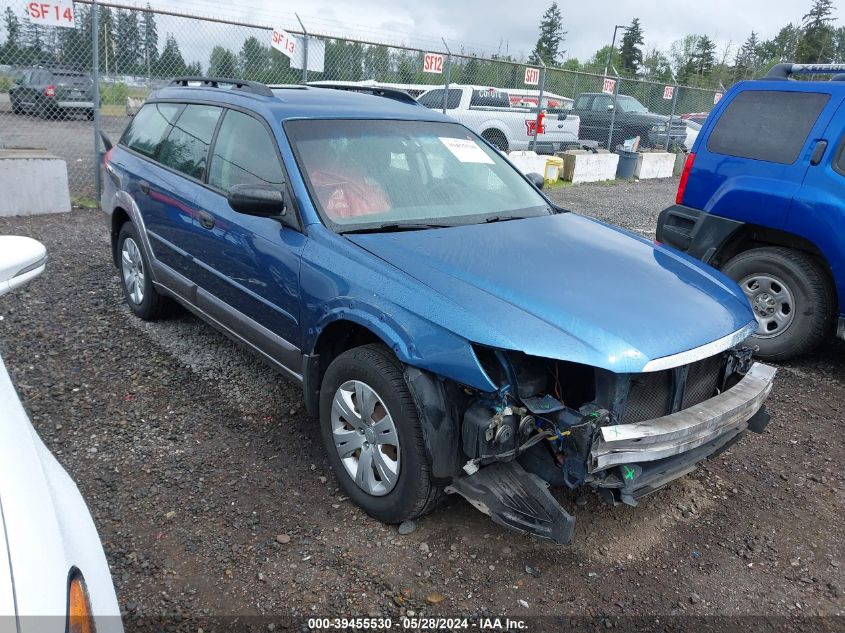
[340, 222, 451, 234]
[484, 216, 527, 223]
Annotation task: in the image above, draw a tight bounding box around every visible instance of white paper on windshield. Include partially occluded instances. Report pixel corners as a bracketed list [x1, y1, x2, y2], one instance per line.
[438, 137, 494, 164]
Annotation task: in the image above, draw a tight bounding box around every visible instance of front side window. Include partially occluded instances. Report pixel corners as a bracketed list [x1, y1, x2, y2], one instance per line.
[208, 110, 285, 192]
[286, 119, 551, 232]
[120, 102, 182, 158]
[706, 90, 830, 164]
[157, 104, 222, 180]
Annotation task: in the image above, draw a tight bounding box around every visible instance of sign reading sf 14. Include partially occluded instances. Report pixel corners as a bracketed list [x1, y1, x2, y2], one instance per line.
[27, 1, 75, 28]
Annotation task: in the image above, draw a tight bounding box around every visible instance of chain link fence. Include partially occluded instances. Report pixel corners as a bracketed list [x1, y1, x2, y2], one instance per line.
[0, 0, 725, 199]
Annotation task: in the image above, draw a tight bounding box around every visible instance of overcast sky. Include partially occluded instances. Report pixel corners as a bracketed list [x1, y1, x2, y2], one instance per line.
[147, 0, 841, 62]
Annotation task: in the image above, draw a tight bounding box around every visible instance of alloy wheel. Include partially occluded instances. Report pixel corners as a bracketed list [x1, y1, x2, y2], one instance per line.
[121, 237, 145, 305]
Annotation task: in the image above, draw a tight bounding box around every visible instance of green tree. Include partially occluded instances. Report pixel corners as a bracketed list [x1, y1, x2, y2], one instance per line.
[208, 45, 237, 77]
[57, 3, 92, 70]
[462, 56, 480, 84]
[0, 7, 21, 63]
[363, 45, 390, 80]
[99, 6, 116, 75]
[142, 5, 159, 75]
[796, 0, 836, 63]
[239, 36, 270, 80]
[758, 24, 800, 66]
[115, 10, 142, 73]
[529, 2, 566, 65]
[734, 32, 761, 80]
[641, 47, 672, 81]
[693, 35, 717, 76]
[619, 18, 645, 76]
[323, 40, 364, 81]
[156, 33, 187, 77]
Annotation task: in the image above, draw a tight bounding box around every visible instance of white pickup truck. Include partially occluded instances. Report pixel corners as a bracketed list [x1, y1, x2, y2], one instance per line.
[417, 84, 580, 154]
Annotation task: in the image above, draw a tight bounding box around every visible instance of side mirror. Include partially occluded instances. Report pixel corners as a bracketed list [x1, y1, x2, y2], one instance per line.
[606, 104, 615, 111]
[526, 172, 545, 190]
[227, 184, 287, 218]
[0, 236, 47, 298]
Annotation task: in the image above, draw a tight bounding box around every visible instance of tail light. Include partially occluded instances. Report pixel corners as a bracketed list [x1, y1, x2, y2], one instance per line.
[675, 152, 695, 205]
[44, 84, 56, 98]
[67, 573, 95, 633]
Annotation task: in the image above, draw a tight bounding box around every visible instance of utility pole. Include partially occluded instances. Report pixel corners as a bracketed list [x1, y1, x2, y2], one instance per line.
[604, 25, 627, 78]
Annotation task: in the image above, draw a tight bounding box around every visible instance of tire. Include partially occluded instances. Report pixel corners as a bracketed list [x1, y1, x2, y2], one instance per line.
[481, 129, 508, 152]
[86, 109, 95, 121]
[116, 222, 168, 320]
[722, 247, 833, 361]
[10, 99, 22, 115]
[319, 344, 443, 524]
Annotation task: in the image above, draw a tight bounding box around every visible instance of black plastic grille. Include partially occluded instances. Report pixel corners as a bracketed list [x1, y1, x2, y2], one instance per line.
[682, 355, 724, 410]
[621, 356, 725, 424]
[622, 370, 673, 424]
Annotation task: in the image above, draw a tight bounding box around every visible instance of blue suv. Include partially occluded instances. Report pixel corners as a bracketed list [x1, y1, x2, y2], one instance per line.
[102, 77, 776, 544]
[658, 63, 845, 360]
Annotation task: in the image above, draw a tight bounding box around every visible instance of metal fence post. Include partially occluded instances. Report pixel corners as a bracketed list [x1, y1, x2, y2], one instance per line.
[664, 81, 679, 149]
[442, 54, 452, 114]
[607, 72, 620, 150]
[296, 13, 308, 83]
[530, 62, 546, 152]
[92, 0, 102, 203]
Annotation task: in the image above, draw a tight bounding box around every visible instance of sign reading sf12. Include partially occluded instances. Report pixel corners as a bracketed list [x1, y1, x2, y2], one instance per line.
[423, 53, 444, 74]
[27, 1, 75, 28]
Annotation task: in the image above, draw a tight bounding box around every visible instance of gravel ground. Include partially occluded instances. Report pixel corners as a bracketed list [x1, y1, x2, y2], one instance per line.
[0, 178, 843, 631]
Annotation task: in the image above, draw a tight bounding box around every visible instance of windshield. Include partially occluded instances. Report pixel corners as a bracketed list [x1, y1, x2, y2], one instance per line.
[285, 119, 551, 232]
[616, 96, 649, 113]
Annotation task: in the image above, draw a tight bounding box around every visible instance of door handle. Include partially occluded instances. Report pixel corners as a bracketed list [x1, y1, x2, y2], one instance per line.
[810, 140, 828, 166]
[198, 210, 216, 230]
[139, 180, 150, 195]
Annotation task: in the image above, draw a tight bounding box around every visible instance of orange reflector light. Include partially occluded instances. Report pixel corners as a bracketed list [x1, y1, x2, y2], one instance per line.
[68, 574, 96, 633]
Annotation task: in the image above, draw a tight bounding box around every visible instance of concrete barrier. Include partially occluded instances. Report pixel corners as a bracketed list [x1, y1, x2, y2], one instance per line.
[0, 149, 71, 216]
[558, 150, 619, 184]
[634, 151, 675, 180]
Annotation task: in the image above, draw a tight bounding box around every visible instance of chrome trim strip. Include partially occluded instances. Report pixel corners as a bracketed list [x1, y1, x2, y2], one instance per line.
[641, 321, 756, 372]
[591, 362, 776, 471]
[13, 254, 48, 278]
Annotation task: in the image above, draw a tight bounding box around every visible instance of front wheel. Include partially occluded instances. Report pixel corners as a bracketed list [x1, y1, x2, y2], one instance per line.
[722, 247, 833, 361]
[318, 344, 443, 524]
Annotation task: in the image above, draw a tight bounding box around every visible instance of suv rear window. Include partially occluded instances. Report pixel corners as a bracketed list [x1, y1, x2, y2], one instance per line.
[706, 90, 829, 164]
[121, 103, 182, 158]
[469, 89, 510, 108]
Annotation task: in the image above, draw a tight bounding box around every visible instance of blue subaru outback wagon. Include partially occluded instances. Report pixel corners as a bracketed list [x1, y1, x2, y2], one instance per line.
[102, 77, 776, 544]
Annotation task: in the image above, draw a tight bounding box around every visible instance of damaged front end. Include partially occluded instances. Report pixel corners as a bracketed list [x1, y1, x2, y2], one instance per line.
[438, 345, 776, 545]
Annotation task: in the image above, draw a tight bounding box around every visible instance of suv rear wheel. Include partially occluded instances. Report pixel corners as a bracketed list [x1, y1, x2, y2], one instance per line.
[318, 344, 443, 524]
[117, 222, 168, 320]
[723, 247, 833, 361]
[481, 129, 508, 152]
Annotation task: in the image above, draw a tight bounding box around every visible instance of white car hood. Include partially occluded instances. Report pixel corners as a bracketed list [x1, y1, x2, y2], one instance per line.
[0, 355, 122, 632]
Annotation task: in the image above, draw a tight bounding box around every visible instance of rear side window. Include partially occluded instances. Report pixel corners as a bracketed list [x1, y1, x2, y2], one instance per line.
[706, 91, 829, 164]
[418, 89, 461, 110]
[470, 89, 510, 108]
[208, 110, 284, 191]
[121, 103, 182, 158]
[157, 104, 222, 180]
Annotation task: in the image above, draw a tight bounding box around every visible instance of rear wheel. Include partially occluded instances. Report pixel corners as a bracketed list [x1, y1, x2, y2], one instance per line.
[117, 222, 168, 320]
[481, 129, 508, 152]
[722, 247, 833, 361]
[319, 344, 443, 524]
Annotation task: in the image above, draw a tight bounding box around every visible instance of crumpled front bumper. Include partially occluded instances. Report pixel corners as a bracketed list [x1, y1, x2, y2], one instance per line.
[591, 362, 777, 472]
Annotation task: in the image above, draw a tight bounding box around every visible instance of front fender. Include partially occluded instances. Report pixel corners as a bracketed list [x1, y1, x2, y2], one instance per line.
[300, 230, 497, 392]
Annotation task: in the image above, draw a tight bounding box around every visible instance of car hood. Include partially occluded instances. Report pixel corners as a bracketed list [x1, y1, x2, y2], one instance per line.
[0, 355, 122, 631]
[347, 213, 754, 373]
